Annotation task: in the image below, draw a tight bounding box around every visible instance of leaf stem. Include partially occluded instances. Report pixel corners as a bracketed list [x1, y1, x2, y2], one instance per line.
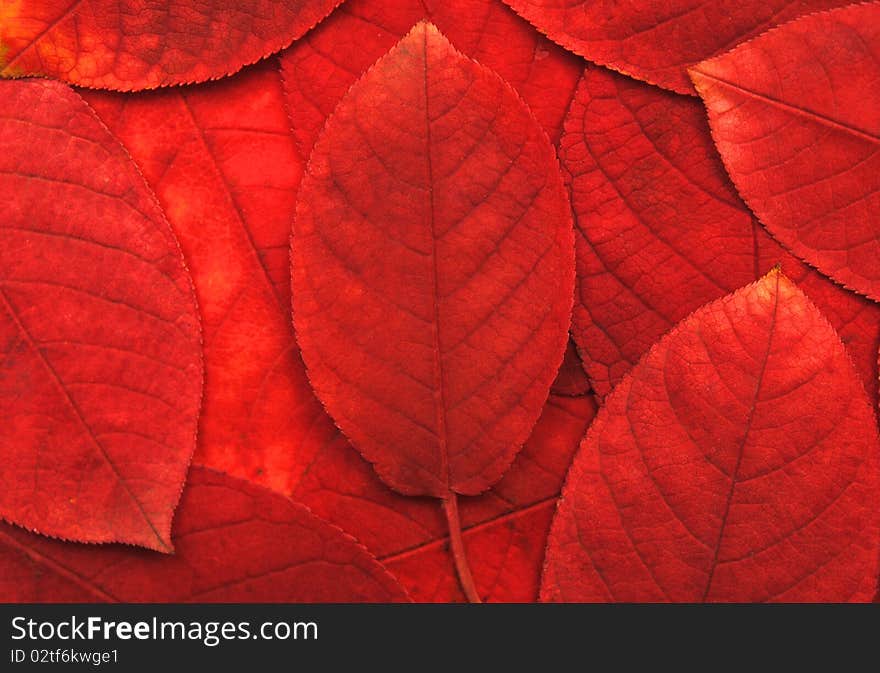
[443, 492, 482, 603]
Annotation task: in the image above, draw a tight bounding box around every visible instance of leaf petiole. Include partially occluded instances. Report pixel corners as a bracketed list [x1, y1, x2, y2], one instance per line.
[443, 493, 482, 604]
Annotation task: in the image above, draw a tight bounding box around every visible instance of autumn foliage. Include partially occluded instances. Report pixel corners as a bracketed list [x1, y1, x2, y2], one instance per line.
[1, 0, 878, 603]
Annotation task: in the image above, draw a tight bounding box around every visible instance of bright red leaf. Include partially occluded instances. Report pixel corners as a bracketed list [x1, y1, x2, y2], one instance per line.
[279, 0, 582, 152]
[0, 79, 201, 551]
[501, 0, 850, 94]
[691, 2, 880, 302]
[0, 0, 342, 90]
[0, 467, 409, 602]
[561, 66, 880, 400]
[542, 270, 880, 602]
[292, 22, 574, 498]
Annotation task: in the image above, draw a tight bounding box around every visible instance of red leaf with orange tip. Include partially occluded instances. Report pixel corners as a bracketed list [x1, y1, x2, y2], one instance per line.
[293, 22, 574, 498]
[0, 0, 342, 90]
[561, 66, 880, 401]
[0, 467, 409, 602]
[542, 271, 880, 602]
[279, 0, 582, 152]
[0, 79, 201, 551]
[690, 2, 880, 302]
[501, 0, 849, 94]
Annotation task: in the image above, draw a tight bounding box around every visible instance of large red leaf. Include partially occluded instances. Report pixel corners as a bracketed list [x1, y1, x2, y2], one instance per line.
[501, 0, 849, 95]
[0, 0, 342, 90]
[542, 270, 880, 602]
[292, 22, 574, 499]
[562, 66, 880, 400]
[690, 3, 880, 302]
[82, 61, 330, 497]
[0, 79, 201, 551]
[279, 0, 582, 152]
[0, 467, 409, 602]
[82, 60, 593, 602]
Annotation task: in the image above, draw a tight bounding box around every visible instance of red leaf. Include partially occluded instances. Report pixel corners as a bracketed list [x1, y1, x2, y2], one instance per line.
[0, 79, 201, 551]
[501, 0, 851, 94]
[81, 60, 594, 602]
[82, 61, 330, 497]
[562, 67, 880, 401]
[292, 22, 574, 498]
[0, 0, 342, 90]
[279, 0, 582, 151]
[0, 467, 409, 602]
[690, 3, 880, 301]
[542, 270, 880, 602]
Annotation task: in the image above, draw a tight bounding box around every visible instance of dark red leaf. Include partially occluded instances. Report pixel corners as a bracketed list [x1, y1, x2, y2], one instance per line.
[0, 467, 409, 602]
[501, 0, 850, 94]
[691, 2, 880, 302]
[292, 22, 574, 498]
[0, 79, 201, 551]
[542, 271, 880, 602]
[561, 66, 880, 401]
[279, 0, 582, 151]
[0, 0, 342, 90]
[550, 339, 591, 397]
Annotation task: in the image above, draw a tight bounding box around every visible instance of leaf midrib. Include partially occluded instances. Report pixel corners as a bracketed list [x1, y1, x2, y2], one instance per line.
[0, 287, 167, 549]
[701, 271, 780, 601]
[422, 27, 452, 495]
[691, 68, 880, 145]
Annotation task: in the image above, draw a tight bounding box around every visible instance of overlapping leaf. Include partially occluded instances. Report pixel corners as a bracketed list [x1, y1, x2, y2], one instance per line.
[0, 79, 201, 551]
[561, 66, 880, 400]
[542, 271, 880, 602]
[501, 0, 850, 94]
[0, 0, 342, 89]
[691, 2, 880, 301]
[0, 467, 409, 602]
[292, 22, 574, 498]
